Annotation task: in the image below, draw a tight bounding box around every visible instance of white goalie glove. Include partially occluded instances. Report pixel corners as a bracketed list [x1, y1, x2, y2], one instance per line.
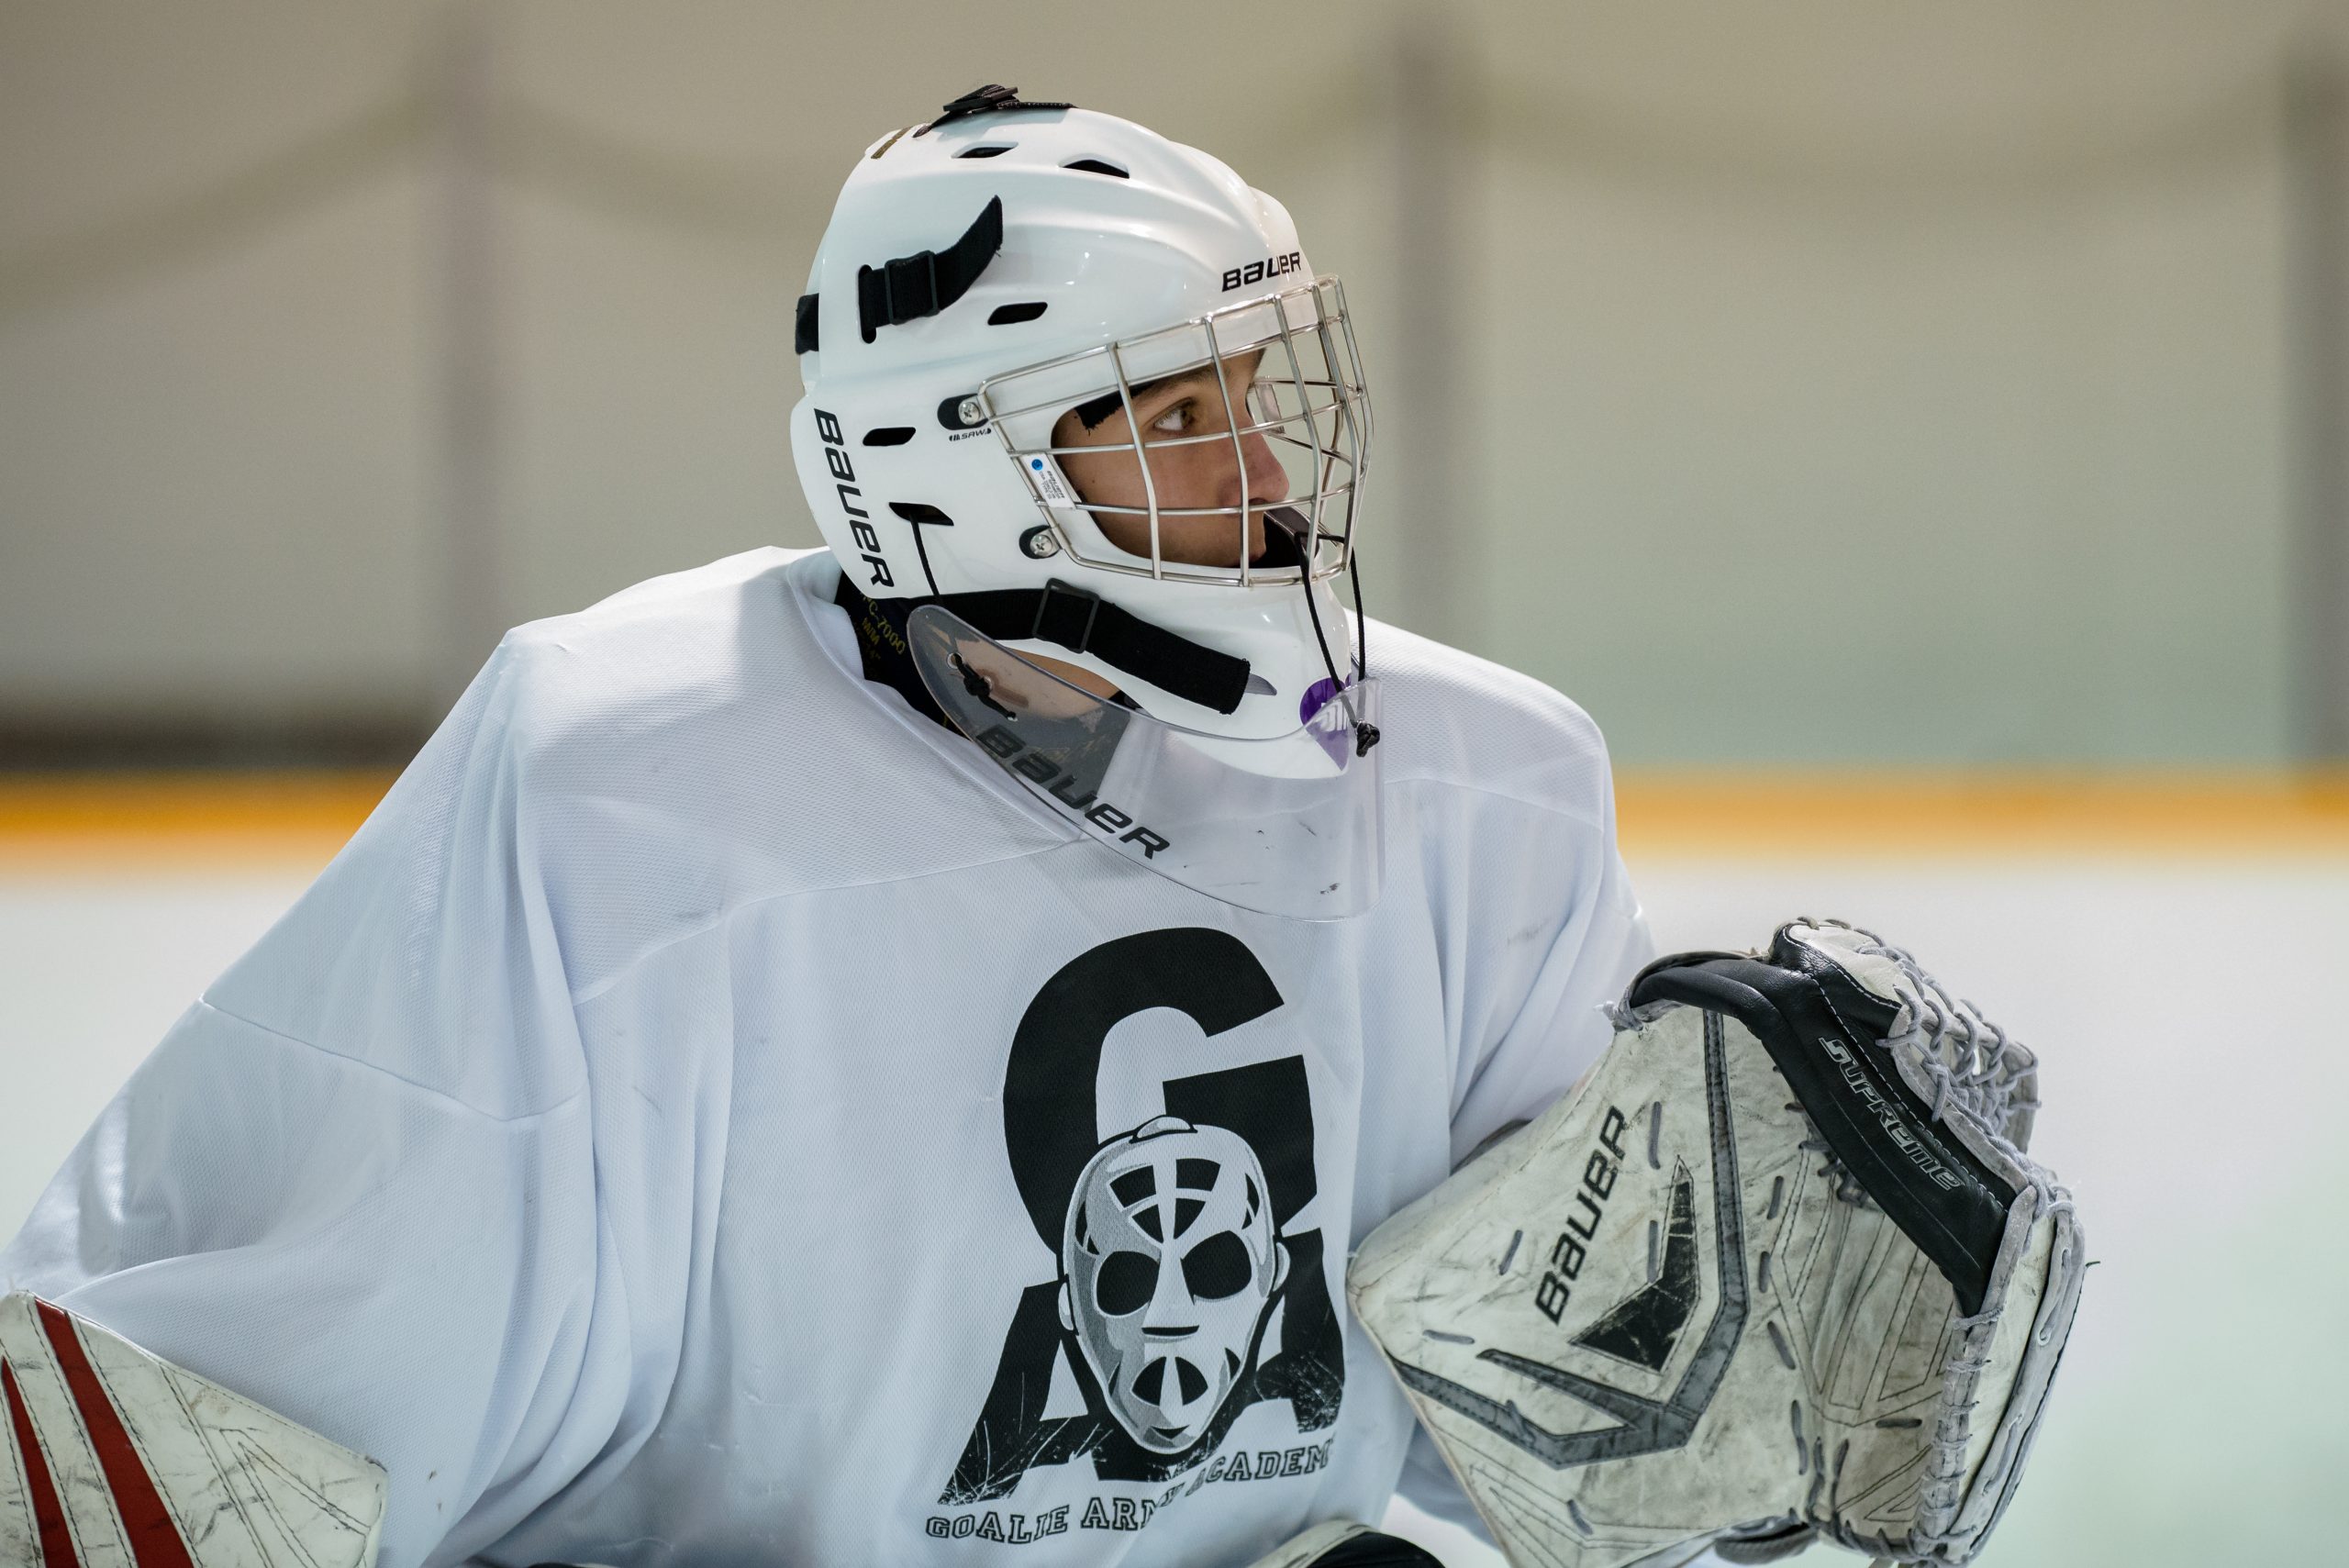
[1348, 921, 2083, 1568]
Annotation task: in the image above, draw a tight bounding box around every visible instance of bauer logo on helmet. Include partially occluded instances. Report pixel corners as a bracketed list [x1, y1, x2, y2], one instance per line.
[1221, 252, 1303, 292]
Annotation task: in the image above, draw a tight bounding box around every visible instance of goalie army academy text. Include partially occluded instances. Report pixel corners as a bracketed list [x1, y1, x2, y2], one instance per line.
[928, 1439, 1337, 1543]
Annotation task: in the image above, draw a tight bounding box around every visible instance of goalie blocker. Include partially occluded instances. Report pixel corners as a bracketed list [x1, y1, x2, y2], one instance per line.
[1, 1288, 1424, 1568]
[1348, 921, 2084, 1568]
[0, 1291, 386, 1568]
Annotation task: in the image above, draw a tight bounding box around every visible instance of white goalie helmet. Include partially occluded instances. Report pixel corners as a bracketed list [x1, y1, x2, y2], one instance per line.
[790, 86, 1382, 918]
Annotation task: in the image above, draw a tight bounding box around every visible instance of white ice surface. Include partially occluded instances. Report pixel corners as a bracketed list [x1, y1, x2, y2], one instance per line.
[5, 855, 2343, 1567]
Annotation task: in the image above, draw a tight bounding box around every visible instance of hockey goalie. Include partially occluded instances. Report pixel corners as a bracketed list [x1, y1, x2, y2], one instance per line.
[0, 82, 2077, 1568]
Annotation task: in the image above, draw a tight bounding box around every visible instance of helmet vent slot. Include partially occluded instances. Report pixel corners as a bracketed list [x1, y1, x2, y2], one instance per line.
[956, 142, 1016, 159]
[862, 427, 916, 447]
[987, 301, 1049, 325]
[1063, 158, 1128, 178]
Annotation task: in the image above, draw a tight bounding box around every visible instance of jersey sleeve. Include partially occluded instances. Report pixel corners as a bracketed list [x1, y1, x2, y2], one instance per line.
[1445, 819, 1652, 1169]
[0, 639, 646, 1568]
[1393, 733, 1653, 1535]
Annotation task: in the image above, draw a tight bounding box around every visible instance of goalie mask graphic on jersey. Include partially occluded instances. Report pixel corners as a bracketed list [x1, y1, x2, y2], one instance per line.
[791, 86, 1382, 918]
[1059, 1118, 1289, 1452]
[939, 928, 1346, 1510]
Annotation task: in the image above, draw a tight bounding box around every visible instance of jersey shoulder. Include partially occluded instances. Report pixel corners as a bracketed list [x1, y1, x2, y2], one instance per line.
[486, 546, 857, 796]
[202, 549, 1060, 1112]
[469, 549, 1064, 986]
[1367, 617, 1615, 833]
[495, 545, 814, 713]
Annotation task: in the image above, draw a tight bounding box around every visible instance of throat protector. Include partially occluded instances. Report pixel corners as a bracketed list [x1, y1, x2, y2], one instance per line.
[905, 603, 1382, 918]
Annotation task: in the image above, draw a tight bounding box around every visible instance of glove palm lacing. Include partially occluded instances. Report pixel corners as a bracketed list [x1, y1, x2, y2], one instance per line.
[1802, 921, 2079, 1567]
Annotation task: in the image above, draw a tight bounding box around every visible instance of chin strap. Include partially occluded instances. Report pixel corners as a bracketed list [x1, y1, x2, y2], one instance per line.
[832, 575, 1252, 718]
[926, 579, 1253, 715]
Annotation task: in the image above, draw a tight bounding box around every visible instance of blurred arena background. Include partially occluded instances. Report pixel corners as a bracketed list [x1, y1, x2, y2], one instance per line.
[5, 3, 2347, 1564]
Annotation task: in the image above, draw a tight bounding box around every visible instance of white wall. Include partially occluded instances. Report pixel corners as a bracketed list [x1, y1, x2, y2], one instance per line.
[0, 0, 2332, 761]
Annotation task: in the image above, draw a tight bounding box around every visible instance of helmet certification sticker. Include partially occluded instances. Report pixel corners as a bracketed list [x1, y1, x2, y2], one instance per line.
[1028, 454, 1078, 506]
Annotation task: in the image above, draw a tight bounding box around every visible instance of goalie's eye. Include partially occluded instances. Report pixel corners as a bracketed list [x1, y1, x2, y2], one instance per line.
[1181, 1232, 1252, 1300]
[1148, 400, 1194, 437]
[1096, 1250, 1156, 1316]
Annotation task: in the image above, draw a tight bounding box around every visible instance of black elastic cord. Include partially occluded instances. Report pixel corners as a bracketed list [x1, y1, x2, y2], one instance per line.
[1271, 508, 1378, 756]
[951, 654, 1016, 718]
[1347, 529, 1369, 693]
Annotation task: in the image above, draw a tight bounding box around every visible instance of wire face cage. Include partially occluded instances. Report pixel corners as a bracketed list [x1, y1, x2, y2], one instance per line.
[979, 276, 1373, 587]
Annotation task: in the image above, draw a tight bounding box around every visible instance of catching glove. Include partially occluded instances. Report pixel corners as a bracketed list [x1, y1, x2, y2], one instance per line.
[1348, 920, 2082, 1567]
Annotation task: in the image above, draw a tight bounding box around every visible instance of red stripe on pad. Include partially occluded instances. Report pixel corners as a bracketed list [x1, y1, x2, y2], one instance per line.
[34, 1302, 196, 1568]
[4, 1357, 83, 1568]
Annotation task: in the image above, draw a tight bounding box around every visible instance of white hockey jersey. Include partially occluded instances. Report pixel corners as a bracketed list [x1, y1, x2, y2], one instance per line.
[0, 549, 1650, 1568]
